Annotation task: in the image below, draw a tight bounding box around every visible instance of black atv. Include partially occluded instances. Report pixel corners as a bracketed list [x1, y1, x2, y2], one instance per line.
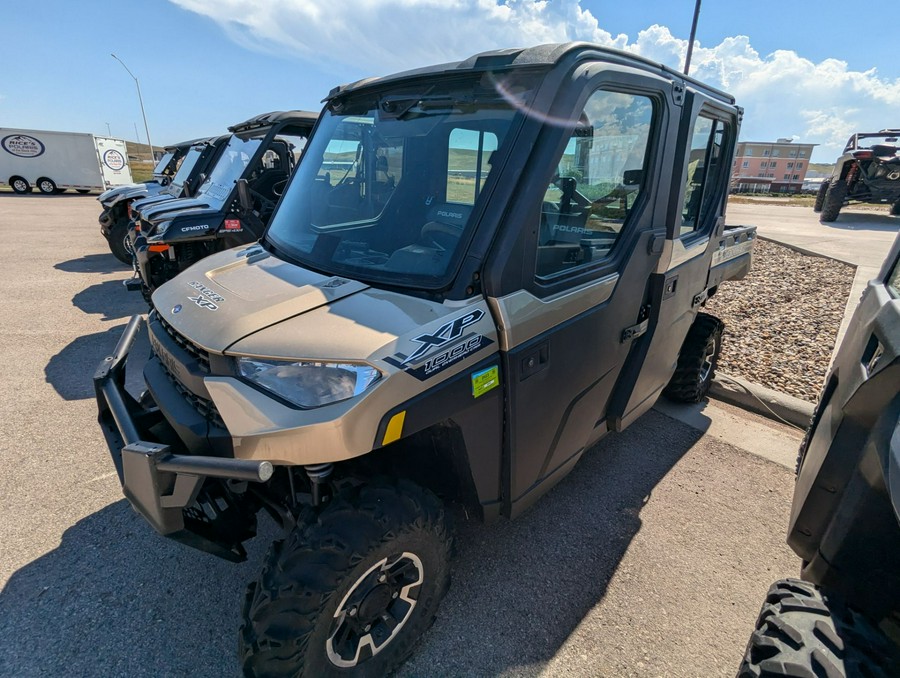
[815, 129, 900, 222]
[738, 231, 900, 676]
[129, 110, 317, 299]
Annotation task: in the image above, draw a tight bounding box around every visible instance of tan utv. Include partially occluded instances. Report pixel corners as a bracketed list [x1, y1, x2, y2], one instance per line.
[95, 42, 756, 676]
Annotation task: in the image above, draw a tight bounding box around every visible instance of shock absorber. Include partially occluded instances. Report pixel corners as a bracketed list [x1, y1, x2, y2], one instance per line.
[846, 162, 860, 187]
[305, 463, 333, 506]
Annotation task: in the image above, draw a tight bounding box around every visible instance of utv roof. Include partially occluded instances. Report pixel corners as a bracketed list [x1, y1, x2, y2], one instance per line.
[228, 111, 319, 134]
[165, 137, 215, 151]
[325, 42, 735, 105]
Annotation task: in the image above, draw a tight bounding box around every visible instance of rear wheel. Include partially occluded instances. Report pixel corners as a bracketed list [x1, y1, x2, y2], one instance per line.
[240, 479, 452, 678]
[37, 177, 57, 195]
[820, 179, 847, 222]
[738, 579, 900, 677]
[10, 177, 31, 194]
[106, 218, 134, 265]
[663, 312, 724, 403]
[813, 180, 830, 213]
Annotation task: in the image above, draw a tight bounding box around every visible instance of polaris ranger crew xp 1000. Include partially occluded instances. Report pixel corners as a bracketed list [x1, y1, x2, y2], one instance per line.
[128, 111, 317, 298]
[95, 43, 756, 677]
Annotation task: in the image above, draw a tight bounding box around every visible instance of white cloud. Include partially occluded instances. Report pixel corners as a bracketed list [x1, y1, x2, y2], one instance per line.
[171, 0, 900, 160]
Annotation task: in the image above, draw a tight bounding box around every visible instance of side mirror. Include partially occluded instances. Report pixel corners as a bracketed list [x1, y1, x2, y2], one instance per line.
[623, 169, 643, 186]
[237, 178, 253, 211]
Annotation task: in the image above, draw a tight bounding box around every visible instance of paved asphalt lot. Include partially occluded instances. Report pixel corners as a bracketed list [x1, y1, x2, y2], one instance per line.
[0, 195, 804, 677]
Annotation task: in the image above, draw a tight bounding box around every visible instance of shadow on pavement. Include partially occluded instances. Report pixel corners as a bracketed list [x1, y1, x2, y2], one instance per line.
[825, 211, 899, 232]
[55, 253, 130, 275]
[71, 279, 146, 321]
[0, 410, 700, 677]
[44, 325, 150, 400]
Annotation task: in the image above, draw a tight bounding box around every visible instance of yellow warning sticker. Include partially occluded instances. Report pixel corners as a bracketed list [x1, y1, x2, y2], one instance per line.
[471, 365, 499, 398]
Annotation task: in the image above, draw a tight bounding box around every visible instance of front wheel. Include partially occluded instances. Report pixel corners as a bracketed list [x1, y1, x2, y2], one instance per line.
[738, 579, 900, 677]
[106, 218, 134, 265]
[813, 179, 829, 213]
[240, 480, 452, 678]
[820, 179, 847, 222]
[663, 312, 724, 403]
[37, 177, 58, 195]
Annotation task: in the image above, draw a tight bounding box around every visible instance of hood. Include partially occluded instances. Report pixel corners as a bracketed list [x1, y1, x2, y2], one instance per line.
[141, 196, 216, 224]
[151, 246, 370, 353]
[99, 181, 158, 206]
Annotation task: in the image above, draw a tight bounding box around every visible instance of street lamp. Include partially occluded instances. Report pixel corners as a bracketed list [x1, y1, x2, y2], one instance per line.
[683, 0, 702, 76]
[111, 53, 155, 160]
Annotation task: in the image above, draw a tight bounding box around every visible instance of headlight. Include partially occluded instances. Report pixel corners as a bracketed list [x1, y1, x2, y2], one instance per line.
[147, 220, 171, 240]
[238, 358, 381, 408]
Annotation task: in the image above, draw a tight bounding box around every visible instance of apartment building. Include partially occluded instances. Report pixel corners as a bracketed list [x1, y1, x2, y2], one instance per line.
[730, 138, 818, 193]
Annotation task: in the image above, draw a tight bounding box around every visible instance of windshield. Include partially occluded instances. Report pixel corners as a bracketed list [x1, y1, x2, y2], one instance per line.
[265, 72, 539, 288]
[195, 134, 263, 207]
[153, 151, 177, 177]
[166, 146, 205, 194]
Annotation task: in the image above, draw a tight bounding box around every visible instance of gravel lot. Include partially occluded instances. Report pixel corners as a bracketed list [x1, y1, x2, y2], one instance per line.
[705, 239, 855, 402]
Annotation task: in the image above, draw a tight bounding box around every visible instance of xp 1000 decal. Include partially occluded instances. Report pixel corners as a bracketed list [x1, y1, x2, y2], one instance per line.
[386, 309, 494, 380]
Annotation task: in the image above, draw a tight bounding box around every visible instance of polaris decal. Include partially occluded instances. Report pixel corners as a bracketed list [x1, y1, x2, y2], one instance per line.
[102, 149, 126, 171]
[1, 134, 45, 158]
[385, 309, 493, 380]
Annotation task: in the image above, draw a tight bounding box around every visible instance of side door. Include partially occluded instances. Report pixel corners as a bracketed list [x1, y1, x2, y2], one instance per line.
[487, 67, 675, 518]
[608, 90, 739, 429]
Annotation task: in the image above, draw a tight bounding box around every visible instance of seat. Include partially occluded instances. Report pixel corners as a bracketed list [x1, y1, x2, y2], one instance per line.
[419, 202, 472, 250]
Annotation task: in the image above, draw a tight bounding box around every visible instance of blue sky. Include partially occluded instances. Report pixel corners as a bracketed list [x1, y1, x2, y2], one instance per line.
[2, 1, 897, 162]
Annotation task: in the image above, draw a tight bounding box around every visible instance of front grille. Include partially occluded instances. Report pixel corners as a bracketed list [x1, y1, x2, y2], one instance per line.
[157, 313, 210, 373]
[159, 359, 227, 431]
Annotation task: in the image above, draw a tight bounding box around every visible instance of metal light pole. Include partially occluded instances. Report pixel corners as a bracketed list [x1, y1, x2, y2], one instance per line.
[106, 122, 111, 136]
[683, 0, 702, 76]
[111, 53, 155, 160]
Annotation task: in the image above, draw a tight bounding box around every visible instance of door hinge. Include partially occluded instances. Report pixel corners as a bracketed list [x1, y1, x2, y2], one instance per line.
[621, 305, 651, 343]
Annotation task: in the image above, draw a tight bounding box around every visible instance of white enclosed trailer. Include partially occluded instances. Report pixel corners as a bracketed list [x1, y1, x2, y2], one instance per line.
[0, 128, 134, 194]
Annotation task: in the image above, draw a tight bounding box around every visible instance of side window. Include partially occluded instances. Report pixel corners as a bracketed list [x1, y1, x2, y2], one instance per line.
[447, 128, 498, 205]
[680, 116, 728, 236]
[536, 90, 654, 279]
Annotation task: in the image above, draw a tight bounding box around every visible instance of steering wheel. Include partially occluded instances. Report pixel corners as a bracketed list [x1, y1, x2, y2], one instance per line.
[249, 187, 277, 213]
[420, 221, 462, 250]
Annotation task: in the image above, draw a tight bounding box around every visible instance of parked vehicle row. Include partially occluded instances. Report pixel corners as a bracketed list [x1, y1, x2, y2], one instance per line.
[93, 43, 757, 676]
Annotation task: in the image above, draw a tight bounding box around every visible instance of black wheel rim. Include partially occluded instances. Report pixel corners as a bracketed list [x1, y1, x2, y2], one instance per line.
[325, 552, 424, 668]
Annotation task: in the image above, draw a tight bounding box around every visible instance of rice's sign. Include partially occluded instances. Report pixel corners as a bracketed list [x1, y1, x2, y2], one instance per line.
[1, 134, 45, 158]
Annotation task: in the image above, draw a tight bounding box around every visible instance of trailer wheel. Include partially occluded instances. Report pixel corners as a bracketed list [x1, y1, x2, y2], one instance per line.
[240, 479, 452, 678]
[76, 189, 91, 195]
[813, 179, 829, 213]
[37, 177, 58, 195]
[106, 218, 134, 265]
[820, 179, 847, 222]
[738, 579, 900, 678]
[890, 200, 900, 216]
[10, 177, 31, 194]
[663, 312, 724, 403]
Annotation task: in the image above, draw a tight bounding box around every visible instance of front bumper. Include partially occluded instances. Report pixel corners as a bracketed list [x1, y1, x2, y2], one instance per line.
[94, 315, 272, 560]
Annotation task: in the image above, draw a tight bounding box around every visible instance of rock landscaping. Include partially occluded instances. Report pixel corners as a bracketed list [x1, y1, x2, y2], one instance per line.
[704, 239, 855, 403]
